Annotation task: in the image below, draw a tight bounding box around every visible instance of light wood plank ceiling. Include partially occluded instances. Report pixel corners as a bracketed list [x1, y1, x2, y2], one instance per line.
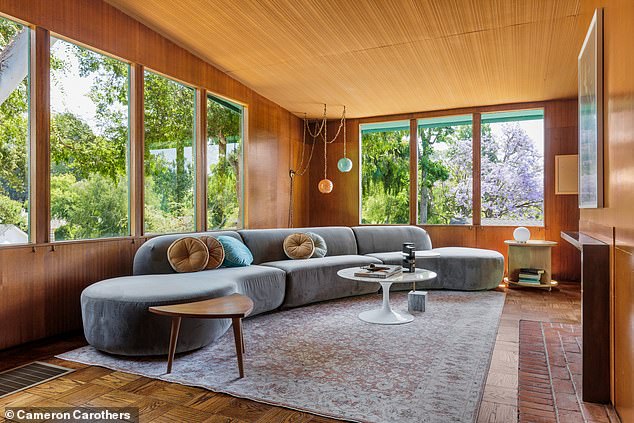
[104, 0, 591, 118]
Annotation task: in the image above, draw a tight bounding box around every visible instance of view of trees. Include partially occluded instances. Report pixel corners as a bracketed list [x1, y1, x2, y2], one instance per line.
[0, 18, 29, 239]
[206, 96, 242, 229]
[50, 37, 130, 240]
[361, 127, 410, 224]
[0, 15, 243, 244]
[418, 121, 472, 224]
[361, 117, 544, 226]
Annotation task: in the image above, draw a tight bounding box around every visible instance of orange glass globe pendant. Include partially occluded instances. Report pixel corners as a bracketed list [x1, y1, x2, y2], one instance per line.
[318, 178, 333, 193]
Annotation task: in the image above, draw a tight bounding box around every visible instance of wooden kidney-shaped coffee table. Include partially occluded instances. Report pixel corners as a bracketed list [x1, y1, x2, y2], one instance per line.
[149, 293, 254, 377]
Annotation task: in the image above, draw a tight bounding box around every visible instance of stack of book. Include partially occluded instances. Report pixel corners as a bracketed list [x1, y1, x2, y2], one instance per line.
[518, 268, 545, 284]
[354, 264, 402, 279]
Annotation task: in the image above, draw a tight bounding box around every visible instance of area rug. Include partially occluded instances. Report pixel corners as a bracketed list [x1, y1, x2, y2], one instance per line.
[59, 291, 505, 423]
[518, 320, 616, 423]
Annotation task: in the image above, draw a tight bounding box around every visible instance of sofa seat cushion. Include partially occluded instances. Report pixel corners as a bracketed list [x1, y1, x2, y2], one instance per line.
[366, 248, 503, 291]
[262, 255, 382, 308]
[429, 247, 504, 291]
[81, 265, 285, 356]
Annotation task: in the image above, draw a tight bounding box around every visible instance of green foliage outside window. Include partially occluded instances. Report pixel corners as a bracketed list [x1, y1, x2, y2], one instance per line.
[0, 18, 29, 240]
[206, 97, 242, 229]
[143, 71, 196, 233]
[361, 128, 410, 224]
[362, 116, 543, 226]
[50, 38, 130, 241]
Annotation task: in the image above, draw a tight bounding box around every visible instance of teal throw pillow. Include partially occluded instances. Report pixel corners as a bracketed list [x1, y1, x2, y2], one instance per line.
[306, 232, 327, 258]
[217, 236, 253, 267]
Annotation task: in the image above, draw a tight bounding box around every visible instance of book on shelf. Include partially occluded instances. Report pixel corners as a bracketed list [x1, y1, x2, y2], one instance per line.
[518, 278, 542, 284]
[518, 273, 542, 280]
[354, 264, 402, 279]
[519, 268, 545, 275]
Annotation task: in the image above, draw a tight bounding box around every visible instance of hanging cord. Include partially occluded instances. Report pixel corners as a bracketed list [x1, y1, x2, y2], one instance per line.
[324, 110, 329, 179]
[289, 115, 317, 227]
[288, 170, 295, 227]
[343, 106, 347, 157]
[326, 105, 346, 144]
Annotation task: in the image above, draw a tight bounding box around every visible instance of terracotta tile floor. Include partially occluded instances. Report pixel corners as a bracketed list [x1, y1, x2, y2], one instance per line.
[518, 321, 616, 423]
[478, 283, 621, 423]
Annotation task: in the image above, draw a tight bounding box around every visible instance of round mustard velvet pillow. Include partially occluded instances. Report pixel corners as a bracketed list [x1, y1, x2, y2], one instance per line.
[167, 237, 210, 273]
[283, 233, 315, 260]
[199, 236, 225, 270]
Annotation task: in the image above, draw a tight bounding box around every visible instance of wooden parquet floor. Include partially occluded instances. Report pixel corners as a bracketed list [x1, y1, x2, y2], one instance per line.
[0, 282, 612, 423]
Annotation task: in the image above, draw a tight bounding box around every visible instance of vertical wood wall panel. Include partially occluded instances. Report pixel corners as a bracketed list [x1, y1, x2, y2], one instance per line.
[29, 27, 50, 244]
[579, 0, 634, 418]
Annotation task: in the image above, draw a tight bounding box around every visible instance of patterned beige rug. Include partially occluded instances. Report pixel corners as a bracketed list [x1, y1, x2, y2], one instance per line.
[60, 290, 505, 423]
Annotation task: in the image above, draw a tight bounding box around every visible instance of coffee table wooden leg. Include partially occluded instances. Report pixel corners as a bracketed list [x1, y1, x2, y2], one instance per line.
[232, 317, 245, 378]
[166, 316, 181, 374]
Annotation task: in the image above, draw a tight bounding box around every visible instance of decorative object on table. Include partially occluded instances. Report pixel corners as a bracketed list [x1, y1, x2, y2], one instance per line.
[578, 8, 604, 209]
[513, 227, 531, 243]
[504, 239, 558, 291]
[283, 233, 315, 260]
[166, 237, 210, 273]
[354, 264, 402, 279]
[408, 290, 427, 313]
[288, 104, 346, 224]
[401, 242, 416, 273]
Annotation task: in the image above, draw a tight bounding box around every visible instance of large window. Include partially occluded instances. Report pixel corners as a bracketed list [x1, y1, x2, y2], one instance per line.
[0, 17, 29, 244]
[50, 38, 130, 241]
[144, 71, 196, 233]
[360, 121, 410, 224]
[480, 110, 544, 226]
[206, 95, 243, 229]
[418, 115, 473, 224]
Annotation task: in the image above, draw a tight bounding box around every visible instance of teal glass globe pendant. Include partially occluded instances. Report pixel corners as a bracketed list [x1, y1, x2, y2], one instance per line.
[337, 157, 353, 172]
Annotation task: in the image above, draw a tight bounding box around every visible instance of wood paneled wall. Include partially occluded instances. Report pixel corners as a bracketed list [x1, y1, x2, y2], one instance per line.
[578, 0, 634, 420]
[0, 0, 306, 350]
[308, 100, 581, 281]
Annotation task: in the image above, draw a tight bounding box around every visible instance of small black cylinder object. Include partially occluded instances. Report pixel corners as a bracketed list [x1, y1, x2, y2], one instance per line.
[402, 242, 416, 273]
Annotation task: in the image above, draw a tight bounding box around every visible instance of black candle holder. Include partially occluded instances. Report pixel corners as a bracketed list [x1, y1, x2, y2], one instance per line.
[402, 242, 415, 273]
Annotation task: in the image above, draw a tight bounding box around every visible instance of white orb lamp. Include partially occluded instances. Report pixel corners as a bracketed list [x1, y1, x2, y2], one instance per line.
[513, 227, 531, 243]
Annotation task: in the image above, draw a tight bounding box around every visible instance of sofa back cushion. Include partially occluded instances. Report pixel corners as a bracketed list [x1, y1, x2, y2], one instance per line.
[239, 227, 357, 264]
[133, 231, 243, 275]
[352, 225, 432, 254]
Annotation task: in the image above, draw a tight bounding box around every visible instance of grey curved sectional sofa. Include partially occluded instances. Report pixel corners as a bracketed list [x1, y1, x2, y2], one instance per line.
[81, 225, 503, 356]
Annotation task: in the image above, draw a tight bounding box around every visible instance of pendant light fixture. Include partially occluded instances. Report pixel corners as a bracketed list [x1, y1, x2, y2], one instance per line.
[337, 107, 353, 172]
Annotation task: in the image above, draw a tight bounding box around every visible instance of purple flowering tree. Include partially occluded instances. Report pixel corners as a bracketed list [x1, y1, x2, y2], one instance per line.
[480, 122, 544, 224]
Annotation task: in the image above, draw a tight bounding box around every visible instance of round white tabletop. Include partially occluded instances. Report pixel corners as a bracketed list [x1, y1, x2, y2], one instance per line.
[415, 250, 441, 258]
[337, 267, 437, 325]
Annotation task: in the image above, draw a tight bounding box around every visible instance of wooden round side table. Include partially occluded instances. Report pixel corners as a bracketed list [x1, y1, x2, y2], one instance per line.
[504, 240, 558, 290]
